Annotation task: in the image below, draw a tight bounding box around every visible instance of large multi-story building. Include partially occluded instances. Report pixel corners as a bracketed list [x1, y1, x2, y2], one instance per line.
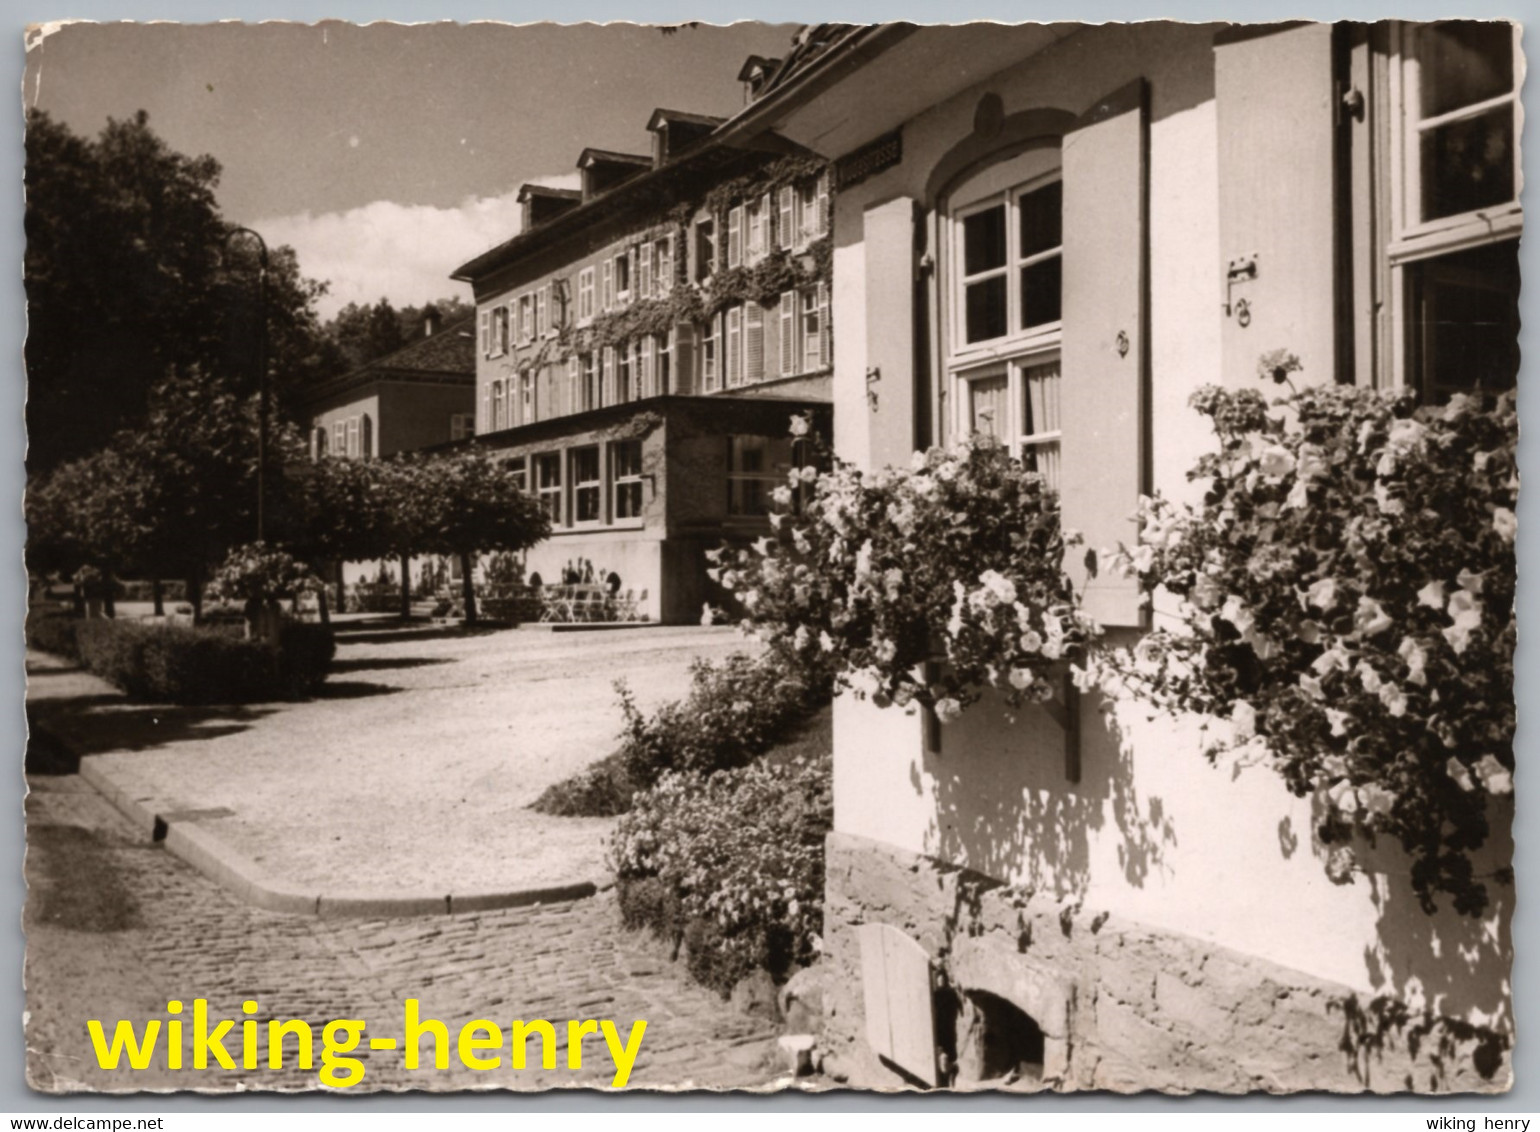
[450, 101, 834, 623]
[723, 20, 1518, 1092]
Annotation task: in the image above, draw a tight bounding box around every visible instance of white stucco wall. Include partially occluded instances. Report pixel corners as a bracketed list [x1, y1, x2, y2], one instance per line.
[822, 23, 1509, 1028]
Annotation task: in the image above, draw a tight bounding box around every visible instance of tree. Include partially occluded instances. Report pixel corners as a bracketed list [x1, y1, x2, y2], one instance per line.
[280, 455, 398, 622]
[394, 449, 550, 624]
[323, 296, 476, 371]
[24, 109, 336, 473]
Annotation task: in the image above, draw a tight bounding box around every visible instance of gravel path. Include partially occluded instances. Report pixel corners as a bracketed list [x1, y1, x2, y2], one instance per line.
[27, 623, 757, 897]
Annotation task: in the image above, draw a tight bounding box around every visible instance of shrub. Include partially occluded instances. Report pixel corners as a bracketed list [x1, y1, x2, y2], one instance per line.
[531, 752, 638, 818]
[1091, 368, 1516, 916]
[25, 607, 81, 659]
[72, 619, 334, 704]
[610, 750, 832, 994]
[616, 649, 828, 789]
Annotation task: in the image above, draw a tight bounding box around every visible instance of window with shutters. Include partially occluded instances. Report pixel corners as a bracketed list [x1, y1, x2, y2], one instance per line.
[612, 439, 645, 521]
[519, 294, 534, 344]
[795, 171, 829, 247]
[725, 306, 743, 387]
[578, 267, 596, 324]
[450, 413, 475, 442]
[1389, 21, 1521, 401]
[536, 452, 563, 523]
[745, 195, 769, 263]
[490, 305, 509, 356]
[946, 148, 1064, 488]
[571, 445, 602, 525]
[696, 218, 717, 282]
[333, 421, 346, 457]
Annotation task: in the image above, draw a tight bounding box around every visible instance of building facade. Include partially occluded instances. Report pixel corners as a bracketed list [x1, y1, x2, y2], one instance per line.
[452, 100, 835, 623]
[726, 21, 1517, 1091]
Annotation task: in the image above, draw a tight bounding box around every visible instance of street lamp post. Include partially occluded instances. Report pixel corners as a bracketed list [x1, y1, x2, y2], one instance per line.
[224, 226, 269, 543]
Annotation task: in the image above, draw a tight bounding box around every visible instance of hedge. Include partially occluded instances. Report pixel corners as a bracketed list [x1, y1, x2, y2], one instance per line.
[71, 619, 334, 704]
[25, 608, 82, 659]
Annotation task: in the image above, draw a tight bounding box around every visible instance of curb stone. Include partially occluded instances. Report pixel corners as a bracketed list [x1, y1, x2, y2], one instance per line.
[70, 750, 604, 919]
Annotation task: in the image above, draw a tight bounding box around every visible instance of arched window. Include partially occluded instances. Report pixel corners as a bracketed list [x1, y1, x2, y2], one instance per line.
[944, 144, 1063, 487]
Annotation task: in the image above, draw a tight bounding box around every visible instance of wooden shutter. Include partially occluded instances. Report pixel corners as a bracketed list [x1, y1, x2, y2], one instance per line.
[1215, 24, 1339, 385]
[780, 290, 797, 375]
[818, 282, 831, 369]
[536, 287, 548, 337]
[1060, 79, 1148, 628]
[727, 206, 743, 268]
[745, 301, 764, 383]
[816, 171, 830, 236]
[779, 187, 795, 250]
[673, 323, 696, 394]
[479, 308, 490, 356]
[639, 243, 653, 299]
[602, 259, 614, 310]
[726, 306, 742, 386]
[602, 346, 615, 406]
[658, 235, 673, 294]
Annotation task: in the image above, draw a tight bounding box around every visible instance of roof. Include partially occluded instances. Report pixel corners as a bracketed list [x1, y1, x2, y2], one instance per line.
[646, 108, 726, 132]
[517, 183, 582, 203]
[753, 25, 862, 98]
[302, 316, 477, 407]
[736, 54, 783, 83]
[576, 148, 652, 169]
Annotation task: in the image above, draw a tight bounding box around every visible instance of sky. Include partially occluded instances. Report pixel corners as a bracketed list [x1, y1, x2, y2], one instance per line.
[23, 20, 799, 318]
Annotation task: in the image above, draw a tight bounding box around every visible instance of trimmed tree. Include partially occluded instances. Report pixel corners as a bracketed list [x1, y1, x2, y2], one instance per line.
[395, 448, 549, 625]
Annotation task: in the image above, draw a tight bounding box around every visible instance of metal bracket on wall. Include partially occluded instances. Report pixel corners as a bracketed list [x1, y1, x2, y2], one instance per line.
[866, 366, 881, 412]
[1224, 253, 1258, 319]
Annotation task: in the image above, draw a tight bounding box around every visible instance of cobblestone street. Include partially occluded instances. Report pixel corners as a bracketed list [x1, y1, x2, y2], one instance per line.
[24, 773, 781, 1095]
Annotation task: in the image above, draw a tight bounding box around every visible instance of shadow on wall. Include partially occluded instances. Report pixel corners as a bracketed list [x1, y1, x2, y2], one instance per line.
[1336, 796, 1514, 1087]
[922, 686, 1177, 903]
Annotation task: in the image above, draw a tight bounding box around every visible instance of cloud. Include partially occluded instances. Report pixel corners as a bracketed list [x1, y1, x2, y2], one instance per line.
[255, 173, 580, 321]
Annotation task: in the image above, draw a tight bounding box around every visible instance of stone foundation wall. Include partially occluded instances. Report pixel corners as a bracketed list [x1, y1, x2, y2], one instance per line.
[819, 831, 1510, 1094]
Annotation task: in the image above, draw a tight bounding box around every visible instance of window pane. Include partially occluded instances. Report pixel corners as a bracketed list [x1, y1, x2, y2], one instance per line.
[613, 440, 642, 478]
[965, 276, 1008, 343]
[1021, 359, 1062, 436]
[1408, 239, 1520, 401]
[1420, 104, 1515, 221]
[1419, 22, 1514, 119]
[968, 373, 1008, 440]
[1018, 181, 1063, 259]
[616, 482, 643, 519]
[963, 205, 1007, 275]
[1020, 256, 1063, 330]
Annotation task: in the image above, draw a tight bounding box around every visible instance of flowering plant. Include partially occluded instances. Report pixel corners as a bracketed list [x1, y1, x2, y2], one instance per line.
[208, 542, 322, 605]
[714, 421, 1089, 718]
[1092, 365, 1516, 915]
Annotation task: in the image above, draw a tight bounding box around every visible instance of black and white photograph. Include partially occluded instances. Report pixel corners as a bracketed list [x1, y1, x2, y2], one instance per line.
[18, 17, 1521, 1099]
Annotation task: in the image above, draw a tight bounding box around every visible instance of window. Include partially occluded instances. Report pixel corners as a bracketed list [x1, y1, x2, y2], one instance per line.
[946, 148, 1064, 487]
[795, 171, 829, 247]
[493, 305, 510, 355]
[581, 352, 597, 412]
[536, 453, 563, 523]
[492, 380, 506, 431]
[346, 417, 360, 459]
[702, 313, 721, 391]
[505, 455, 527, 493]
[578, 267, 596, 323]
[614, 251, 631, 301]
[520, 371, 534, 422]
[655, 331, 672, 395]
[800, 285, 829, 374]
[655, 235, 674, 294]
[612, 439, 644, 521]
[450, 413, 475, 441]
[728, 435, 796, 517]
[616, 340, 633, 403]
[333, 421, 345, 457]
[696, 218, 717, 282]
[571, 445, 602, 524]
[1391, 21, 1522, 399]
